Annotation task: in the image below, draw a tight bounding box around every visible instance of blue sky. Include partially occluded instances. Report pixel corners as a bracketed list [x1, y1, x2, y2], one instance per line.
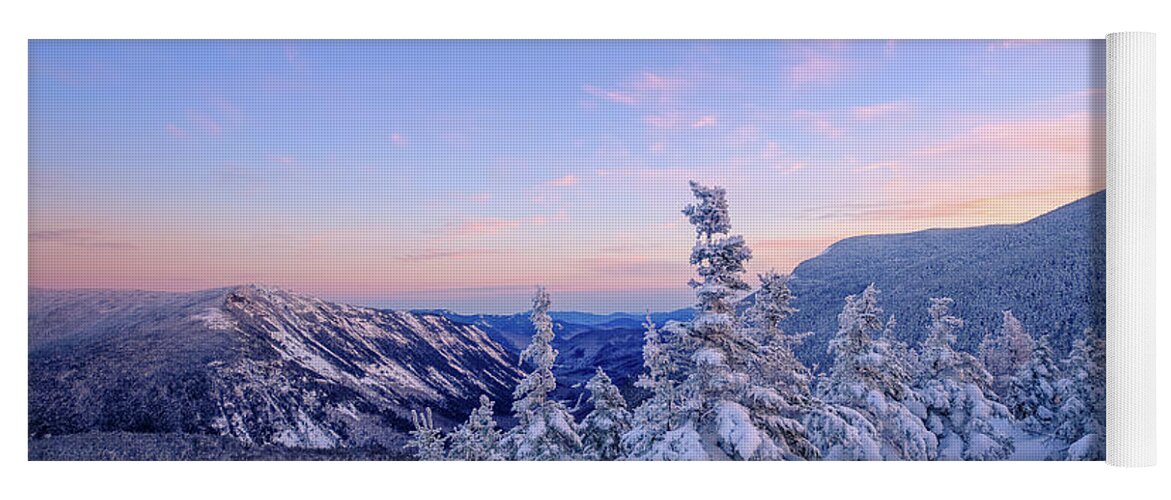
[29, 40, 1104, 313]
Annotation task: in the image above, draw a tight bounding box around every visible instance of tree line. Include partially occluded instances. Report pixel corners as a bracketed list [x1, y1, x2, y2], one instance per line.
[408, 182, 1105, 461]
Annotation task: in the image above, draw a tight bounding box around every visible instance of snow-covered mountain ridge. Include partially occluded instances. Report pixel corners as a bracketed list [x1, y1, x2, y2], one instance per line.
[29, 285, 523, 450]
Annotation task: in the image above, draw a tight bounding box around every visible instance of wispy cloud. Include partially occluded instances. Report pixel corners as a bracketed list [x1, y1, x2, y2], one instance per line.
[389, 132, 407, 145]
[583, 72, 686, 107]
[395, 249, 499, 262]
[547, 174, 579, 187]
[631, 72, 685, 93]
[450, 210, 567, 237]
[165, 123, 188, 140]
[792, 110, 843, 139]
[914, 112, 1101, 158]
[987, 40, 1047, 52]
[188, 110, 222, 136]
[692, 115, 717, 128]
[788, 56, 849, 86]
[643, 114, 683, 128]
[582, 84, 639, 105]
[851, 100, 912, 121]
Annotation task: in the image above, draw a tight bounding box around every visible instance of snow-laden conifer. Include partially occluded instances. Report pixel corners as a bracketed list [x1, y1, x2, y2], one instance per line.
[578, 368, 632, 460]
[979, 310, 1036, 397]
[446, 395, 502, 460]
[660, 181, 797, 460]
[622, 315, 703, 460]
[913, 298, 1013, 460]
[1005, 334, 1061, 432]
[502, 287, 582, 460]
[407, 407, 446, 460]
[740, 271, 820, 460]
[809, 285, 936, 460]
[1054, 329, 1105, 460]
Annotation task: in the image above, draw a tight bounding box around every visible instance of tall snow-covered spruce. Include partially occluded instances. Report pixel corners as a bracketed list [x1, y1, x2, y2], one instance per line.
[502, 287, 582, 460]
[653, 180, 808, 460]
[578, 368, 632, 460]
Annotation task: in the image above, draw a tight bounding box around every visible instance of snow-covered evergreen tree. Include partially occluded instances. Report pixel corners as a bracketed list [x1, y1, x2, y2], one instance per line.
[634, 314, 677, 399]
[1054, 329, 1105, 460]
[802, 399, 883, 460]
[622, 315, 704, 460]
[578, 368, 632, 460]
[809, 284, 936, 460]
[657, 181, 798, 460]
[502, 287, 582, 460]
[979, 310, 1035, 397]
[406, 407, 446, 461]
[914, 298, 1014, 460]
[740, 271, 820, 460]
[1005, 334, 1061, 432]
[446, 395, 502, 461]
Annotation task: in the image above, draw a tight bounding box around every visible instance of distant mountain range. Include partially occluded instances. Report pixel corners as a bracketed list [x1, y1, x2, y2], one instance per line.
[414, 308, 693, 396]
[27, 191, 1104, 458]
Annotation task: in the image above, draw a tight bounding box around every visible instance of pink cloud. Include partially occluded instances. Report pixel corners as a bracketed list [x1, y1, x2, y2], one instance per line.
[395, 249, 499, 263]
[988, 40, 1047, 51]
[582, 84, 639, 105]
[788, 56, 849, 86]
[583, 72, 685, 108]
[915, 112, 1101, 158]
[884, 40, 898, 57]
[761, 141, 784, 160]
[851, 100, 912, 121]
[189, 111, 221, 136]
[165, 123, 188, 140]
[632, 72, 685, 93]
[691, 115, 717, 128]
[792, 110, 843, 139]
[643, 114, 683, 128]
[529, 210, 568, 226]
[548, 174, 579, 187]
[390, 132, 407, 145]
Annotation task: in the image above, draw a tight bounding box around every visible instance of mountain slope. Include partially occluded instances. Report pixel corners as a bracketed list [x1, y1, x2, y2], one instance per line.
[28, 285, 523, 450]
[784, 191, 1105, 366]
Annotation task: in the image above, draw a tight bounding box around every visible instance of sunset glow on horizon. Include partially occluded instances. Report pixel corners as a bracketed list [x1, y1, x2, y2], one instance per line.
[29, 40, 1105, 313]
